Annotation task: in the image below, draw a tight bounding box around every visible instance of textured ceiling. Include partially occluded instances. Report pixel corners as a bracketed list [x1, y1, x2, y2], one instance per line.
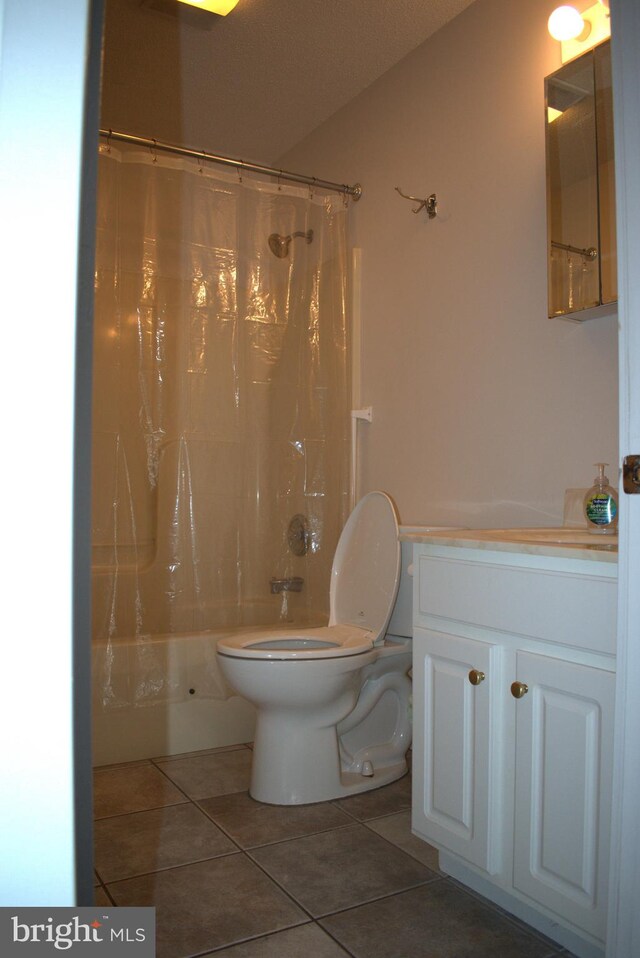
[101, 0, 477, 164]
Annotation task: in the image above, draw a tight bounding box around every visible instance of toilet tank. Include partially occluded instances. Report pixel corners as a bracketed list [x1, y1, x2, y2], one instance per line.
[386, 540, 413, 638]
[387, 527, 465, 638]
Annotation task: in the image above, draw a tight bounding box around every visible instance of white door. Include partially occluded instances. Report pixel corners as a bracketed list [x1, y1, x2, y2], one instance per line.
[412, 627, 503, 874]
[513, 651, 615, 942]
[608, 1, 640, 954]
[0, 0, 98, 905]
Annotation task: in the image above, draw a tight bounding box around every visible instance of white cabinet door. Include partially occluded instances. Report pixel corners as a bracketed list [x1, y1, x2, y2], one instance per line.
[412, 627, 503, 874]
[512, 651, 615, 942]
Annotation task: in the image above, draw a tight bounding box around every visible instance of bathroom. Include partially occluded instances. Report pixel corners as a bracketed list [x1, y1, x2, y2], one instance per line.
[92, 0, 618, 756]
[3, 0, 640, 953]
[87, 0, 623, 949]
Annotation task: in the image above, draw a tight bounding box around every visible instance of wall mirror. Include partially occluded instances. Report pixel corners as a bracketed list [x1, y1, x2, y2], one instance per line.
[545, 41, 616, 321]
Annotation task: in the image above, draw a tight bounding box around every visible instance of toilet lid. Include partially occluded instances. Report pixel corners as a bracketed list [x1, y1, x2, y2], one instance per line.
[329, 491, 401, 643]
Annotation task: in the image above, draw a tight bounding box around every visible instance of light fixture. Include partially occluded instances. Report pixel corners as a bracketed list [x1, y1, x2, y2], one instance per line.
[176, 0, 239, 13]
[140, 0, 239, 27]
[548, 3, 611, 64]
[548, 6, 590, 42]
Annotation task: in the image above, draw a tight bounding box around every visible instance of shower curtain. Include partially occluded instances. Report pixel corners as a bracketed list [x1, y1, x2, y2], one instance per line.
[92, 143, 350, 709]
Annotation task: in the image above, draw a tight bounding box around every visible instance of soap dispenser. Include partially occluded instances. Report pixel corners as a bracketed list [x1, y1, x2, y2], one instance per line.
[583, 463, 618, 535]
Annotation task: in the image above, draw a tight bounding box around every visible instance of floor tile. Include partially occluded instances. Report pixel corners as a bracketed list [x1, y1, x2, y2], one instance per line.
[107, 855, 307, 958]
[152, 744, 250, 762]
[250, 823, 435, 917]
[319, 881, 556, 958]
[94, 803, 237, 881]
[332, 774, 411, 821]
[155, 749, 252, 799]
[94, 886, 112, 907]
[94, 763, 187, 819]
[206, 923, 351, 958]
[365, 810, 443, 872]
[198, 790, 353, 848]
[456, 881, 566, 954]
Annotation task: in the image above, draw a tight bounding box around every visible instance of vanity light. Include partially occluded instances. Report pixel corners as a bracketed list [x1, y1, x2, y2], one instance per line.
[548, 6, 590, 42]
[548, 3, 611, 64]
[176, 0, 239, 14]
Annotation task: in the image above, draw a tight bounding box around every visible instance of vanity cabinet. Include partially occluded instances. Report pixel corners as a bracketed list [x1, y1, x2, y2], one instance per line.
[410, 537, 617, 958]
[545, 41, 616, 321]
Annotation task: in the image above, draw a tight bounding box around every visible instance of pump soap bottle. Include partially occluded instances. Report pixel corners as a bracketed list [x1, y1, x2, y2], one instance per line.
[583, 463, 618, 535]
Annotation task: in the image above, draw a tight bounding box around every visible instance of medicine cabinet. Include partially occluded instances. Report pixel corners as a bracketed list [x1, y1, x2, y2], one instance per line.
[545, 41, 616, 321]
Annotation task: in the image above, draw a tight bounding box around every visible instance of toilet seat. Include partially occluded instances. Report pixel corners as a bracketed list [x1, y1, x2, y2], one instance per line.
[216, 624, 374, 660]
[217, 491, 401, 663]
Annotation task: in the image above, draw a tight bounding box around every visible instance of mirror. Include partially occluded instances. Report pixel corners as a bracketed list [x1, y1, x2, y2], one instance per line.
[545, 41, 616, 320]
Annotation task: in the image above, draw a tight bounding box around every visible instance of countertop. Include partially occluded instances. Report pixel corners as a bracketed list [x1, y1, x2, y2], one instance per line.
[398, 526, 618, 564]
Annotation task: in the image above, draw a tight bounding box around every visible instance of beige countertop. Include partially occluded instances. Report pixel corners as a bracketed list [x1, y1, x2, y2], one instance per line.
[398, 526, 618, 563]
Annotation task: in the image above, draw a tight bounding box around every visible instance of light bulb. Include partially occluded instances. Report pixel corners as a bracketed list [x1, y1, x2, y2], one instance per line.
[548, 6, 586, 41]
[176, 0, 240, 14]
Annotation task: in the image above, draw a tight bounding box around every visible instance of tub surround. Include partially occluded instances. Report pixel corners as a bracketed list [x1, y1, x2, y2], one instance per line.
[407, 527, 616, 958]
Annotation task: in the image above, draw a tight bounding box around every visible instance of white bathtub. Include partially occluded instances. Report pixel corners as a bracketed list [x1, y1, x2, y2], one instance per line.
[92, 628, 258, 766]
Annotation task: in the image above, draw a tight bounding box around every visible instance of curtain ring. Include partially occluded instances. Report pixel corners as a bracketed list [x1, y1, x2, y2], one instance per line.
[197, 149, 205, 174]
[278, 170, 283, 191]
[105, 129, 112, 154]
[237, 164, 243, 184]
[150, 138, 158, 164]
[309, 177, 316, 200]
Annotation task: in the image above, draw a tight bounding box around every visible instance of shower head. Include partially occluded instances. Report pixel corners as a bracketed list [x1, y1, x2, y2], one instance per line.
[268, 229, 313, 258]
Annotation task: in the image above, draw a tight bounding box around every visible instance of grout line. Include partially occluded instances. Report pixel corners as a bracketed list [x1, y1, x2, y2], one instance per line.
[103, 849, 246, 893]
[240, 846, 319, 921]
[194, 802, 426, 861]
[97, 847, 244, 887]
[314, 922, 359, 958]
[93, 759, 153, 772]
[93, 798, 189, 822]
[96, 882, 117, 906]
[150, 743, 252, 763]
[175, 918, 313, 958]
[194, 799, 260, 854]
[311, 875, 442, 922]
[359, 817, 443, 872]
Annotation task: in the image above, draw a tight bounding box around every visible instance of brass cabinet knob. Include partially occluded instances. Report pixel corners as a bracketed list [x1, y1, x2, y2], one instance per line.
[468, 669, 485, 686]
[511, 681, 529, 699]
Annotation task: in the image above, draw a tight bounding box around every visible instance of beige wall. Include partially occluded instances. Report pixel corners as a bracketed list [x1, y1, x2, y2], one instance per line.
[280, 0, 619, 527]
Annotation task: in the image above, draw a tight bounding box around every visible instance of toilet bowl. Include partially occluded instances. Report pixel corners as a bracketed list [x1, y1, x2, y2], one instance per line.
[216, 491, 412, 805]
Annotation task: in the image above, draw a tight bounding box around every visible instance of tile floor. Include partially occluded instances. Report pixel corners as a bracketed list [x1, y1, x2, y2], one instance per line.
[93, 744, 577, 958]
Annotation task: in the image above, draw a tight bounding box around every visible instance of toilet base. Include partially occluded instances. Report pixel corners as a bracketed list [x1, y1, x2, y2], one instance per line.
[238, 646, 412, 806]
[249, 756, 409, 805]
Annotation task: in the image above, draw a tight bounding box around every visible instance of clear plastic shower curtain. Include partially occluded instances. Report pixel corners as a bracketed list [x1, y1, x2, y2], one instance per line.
[92, 144, 350, 709]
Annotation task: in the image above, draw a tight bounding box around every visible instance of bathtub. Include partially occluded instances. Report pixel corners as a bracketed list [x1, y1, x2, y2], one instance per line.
[92, 628, 260, 766]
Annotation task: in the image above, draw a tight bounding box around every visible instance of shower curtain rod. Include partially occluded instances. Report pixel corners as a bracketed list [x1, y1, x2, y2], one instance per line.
[99, 129, 362, 201]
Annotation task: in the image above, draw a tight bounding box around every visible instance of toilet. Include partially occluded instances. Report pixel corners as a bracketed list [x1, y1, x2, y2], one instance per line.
[216, 491, 413, 805]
